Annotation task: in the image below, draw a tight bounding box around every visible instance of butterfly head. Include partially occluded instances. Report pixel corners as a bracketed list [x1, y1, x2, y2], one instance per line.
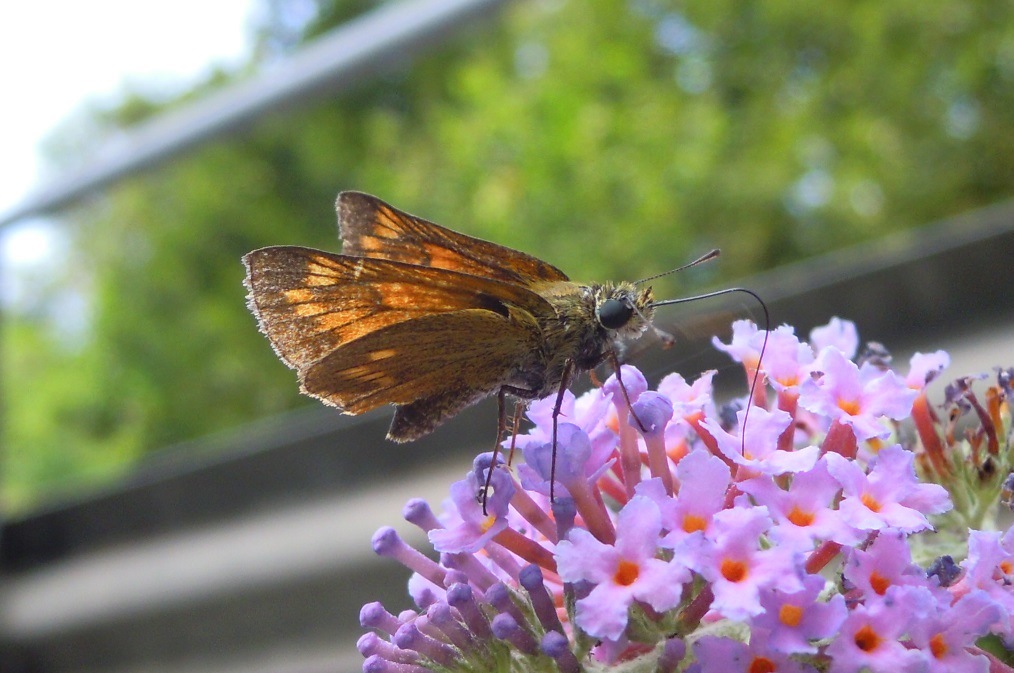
[595, 282, 656, 342]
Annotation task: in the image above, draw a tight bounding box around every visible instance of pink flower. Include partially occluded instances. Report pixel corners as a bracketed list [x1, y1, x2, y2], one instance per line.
[908, 590, 1003, 673]
[555, 496, 690, 640]
[428, 467, 514, 553]
[825, 445, 951, 533]
[360, 320, 1012, 673]
[750, 573, 848, 655]
[657, 369, 717, 418]
[842, 530, 934, 600]
[739, 458, 862, 549]
[905, 350, 951, 390]
[760, 325, 815, 392]
[712, 319, 766, 370]
[800, 347, 917, 441]
[956, 526, 1014, 640]
[809, 317, 859, 359]
[693, 633, 818, 673]
[825, 588, 932, 673]
[685, 505, 803, 621]
[701, 405, 820, 475]
[636, 449, 731, 547]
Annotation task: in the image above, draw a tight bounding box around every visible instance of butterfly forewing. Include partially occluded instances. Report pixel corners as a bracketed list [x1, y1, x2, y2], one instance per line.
[338, 192, 569, 286]
[243, 245, 554, 370]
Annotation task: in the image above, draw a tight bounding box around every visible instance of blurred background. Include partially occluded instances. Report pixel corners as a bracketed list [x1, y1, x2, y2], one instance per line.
[0, 1, 1012, 672]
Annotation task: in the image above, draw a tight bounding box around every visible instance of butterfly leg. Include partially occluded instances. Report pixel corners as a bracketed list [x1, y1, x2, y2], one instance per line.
[506, 400, 524, 466]
[548, 358, 575, 502]
[608, 351, 647, 432]
[480, 391, 510, 515]
[480, 394, 533, 514]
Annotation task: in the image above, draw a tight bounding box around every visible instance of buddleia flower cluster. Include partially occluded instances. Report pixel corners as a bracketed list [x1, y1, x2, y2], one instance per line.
[359, 318, 1014, 673]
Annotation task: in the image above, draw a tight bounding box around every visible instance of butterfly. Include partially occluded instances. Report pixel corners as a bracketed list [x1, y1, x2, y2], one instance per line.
[241, 192, 700, 445]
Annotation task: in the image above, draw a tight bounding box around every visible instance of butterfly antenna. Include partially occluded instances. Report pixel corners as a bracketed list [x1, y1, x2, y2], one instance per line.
[652, 287, 771, 455]
[635, 248, 722, 347]
[635, 248, 721, 285]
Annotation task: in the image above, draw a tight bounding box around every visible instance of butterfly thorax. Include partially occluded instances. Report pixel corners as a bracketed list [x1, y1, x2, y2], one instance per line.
[517, 280, 654, 398]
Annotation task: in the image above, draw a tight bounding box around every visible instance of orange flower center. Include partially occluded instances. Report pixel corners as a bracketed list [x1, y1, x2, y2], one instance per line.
[869, 571, 891, 595]
[838, 399, 861, 415]
[720, 559, 748, 583]
[854, 624, 882, 652]
[748, 657, 776, 673]
[682, 514, 707, 533]
[614, 560, 640, 586]
[779, 604, 803, 627]
[861, 492, 882, 512]
[606, 410, 620, 433]
[786, 506, 815, 527]
[930, 633, 948, 659]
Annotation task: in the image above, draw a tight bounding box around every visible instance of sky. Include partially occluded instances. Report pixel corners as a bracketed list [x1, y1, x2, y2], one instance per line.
[0, 0, 255, 280]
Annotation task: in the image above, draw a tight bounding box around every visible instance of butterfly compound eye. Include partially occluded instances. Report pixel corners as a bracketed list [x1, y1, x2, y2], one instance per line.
[597, 298, 634, 330]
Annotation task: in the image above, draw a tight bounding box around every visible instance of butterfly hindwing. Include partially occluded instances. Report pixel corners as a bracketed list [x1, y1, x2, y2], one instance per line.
[298, 309, 544, 438]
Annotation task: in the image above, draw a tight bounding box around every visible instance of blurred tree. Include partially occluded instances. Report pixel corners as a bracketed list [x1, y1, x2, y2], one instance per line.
[4, 0, 1013, 506]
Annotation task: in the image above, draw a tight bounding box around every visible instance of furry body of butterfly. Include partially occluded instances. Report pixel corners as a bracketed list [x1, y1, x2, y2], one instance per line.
[243, 191, 656, 441]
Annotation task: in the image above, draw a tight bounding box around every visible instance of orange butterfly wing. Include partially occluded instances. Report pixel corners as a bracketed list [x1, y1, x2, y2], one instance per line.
[243, 246, 556, 370]
[300, 309, 543, 440]
[244, 194, 575, 440]
[337, 191, 570, 285]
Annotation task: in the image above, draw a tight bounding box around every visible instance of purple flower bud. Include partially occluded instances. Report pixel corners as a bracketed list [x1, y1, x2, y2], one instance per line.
[541, 631, 581, 673]
[486, 582, 528, 627]
[357, 633, 420, 664]
[362, 654, 385, 673]
[427, 602, 474, 651]
[357, 632, 382, 657]
[362, 654, 430, 673]
[656, 637, 686, 673]
[409, 583, 440, 610]
[393, 622, 456, 667]
[371, 527, 400, 556]
[439, 553, 498, 591]
[603, 365, 648, 405]
[631, 391, 676, 489]
[360, 602, 402, 634]
[552, 496, 577, 540]
[519, 564, 564, 634]
[629, 391, 673, 436]
[372, 527, 447, 587]
[446, 583, 491, 639]
[442, 569, 469, 587]
[491, 613, 539, 655]
[413, 614, 448, 643]
[403, 499, 440, 531]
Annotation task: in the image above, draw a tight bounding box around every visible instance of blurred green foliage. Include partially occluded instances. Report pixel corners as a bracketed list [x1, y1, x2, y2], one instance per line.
[4, 0, 1014, 508]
